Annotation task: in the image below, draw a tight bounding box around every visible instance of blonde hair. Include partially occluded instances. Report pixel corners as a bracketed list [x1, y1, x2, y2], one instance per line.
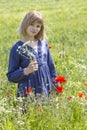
[18, 10, 45, 40]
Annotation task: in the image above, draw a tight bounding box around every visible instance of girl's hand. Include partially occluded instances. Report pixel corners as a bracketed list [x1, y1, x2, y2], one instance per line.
[24, 60, 38, 75]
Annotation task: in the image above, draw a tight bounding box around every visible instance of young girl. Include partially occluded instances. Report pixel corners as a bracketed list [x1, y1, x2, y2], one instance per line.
[7, 10, 58, 99]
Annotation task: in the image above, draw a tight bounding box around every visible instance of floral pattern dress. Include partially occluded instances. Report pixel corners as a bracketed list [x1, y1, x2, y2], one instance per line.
[7, 40, 57, 97]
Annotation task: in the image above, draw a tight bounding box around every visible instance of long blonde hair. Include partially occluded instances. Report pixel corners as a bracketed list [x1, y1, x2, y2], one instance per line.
[18, 10, 45, 40]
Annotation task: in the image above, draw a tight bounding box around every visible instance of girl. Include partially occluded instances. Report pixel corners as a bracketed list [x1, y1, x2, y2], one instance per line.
[7, 10, 58, 99]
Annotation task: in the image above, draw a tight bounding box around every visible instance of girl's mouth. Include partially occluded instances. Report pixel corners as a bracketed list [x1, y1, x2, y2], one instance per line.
[32, 31, 36, 34]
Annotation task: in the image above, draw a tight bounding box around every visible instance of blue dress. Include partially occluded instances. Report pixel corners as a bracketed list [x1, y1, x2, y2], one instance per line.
[7, 40, 57, 97]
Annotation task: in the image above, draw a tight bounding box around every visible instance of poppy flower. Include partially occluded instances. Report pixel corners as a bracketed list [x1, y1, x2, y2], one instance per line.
[48, 45, 52, 49]
[26, 87, 32, 95]
[38, 107, 43, 112]
[67, 96, 72, 100]
[6, 92, 12, 98]
[84, 82, 87, 86]
[55, 76, 67, 84]
[56, 86, 64, 93]
[78, 92, 84, 98]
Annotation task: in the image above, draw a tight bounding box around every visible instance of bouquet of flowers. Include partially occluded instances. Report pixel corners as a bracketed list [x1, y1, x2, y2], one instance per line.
[16, 41, 36, 60]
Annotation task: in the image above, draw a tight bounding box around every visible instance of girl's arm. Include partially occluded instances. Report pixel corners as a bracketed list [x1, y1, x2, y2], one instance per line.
[47, 44, 57, 78]
[47, 44, 59, 87]
[6, 45, 28, 83]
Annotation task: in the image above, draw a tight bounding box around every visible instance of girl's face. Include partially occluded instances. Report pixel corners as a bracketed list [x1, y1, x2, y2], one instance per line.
[26, 22, 42, 39]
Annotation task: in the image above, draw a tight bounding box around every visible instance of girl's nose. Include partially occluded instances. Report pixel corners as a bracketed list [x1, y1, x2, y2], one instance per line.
[34, 27, 37, 30]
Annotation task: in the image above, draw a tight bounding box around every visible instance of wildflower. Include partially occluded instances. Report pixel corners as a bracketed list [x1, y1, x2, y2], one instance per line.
[26, 87, 32, 95]
[48, 45, 52, 49]
[85, 96, 87, 100]
[17, 43, 36, 60]
[55, 97, 58, 102]
[38, 107, 43, 112]
[67, 96, 72, 100]
[84, 82, 87, 86]
[78, 92, 84, 98]
[17, 121, 25, 125]
[55, 76, 67, 84]
[56, 86, 64, 93]
[56, 103, 59, 109]
[6, 92, 12, 98]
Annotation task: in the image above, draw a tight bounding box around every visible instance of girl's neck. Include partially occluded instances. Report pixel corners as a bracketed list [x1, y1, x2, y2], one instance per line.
[22, 36, 36, 43]
[22, 36, 38, 49]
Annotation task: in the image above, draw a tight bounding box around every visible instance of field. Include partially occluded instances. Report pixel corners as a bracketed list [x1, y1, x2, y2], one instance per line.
[0, 0, 87, 129]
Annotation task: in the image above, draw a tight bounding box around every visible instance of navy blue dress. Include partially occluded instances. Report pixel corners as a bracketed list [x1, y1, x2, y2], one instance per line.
[7, 40, 57, 97]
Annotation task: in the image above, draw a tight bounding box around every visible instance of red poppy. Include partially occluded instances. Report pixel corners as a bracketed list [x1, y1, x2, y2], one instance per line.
[84, 82, 87, 86]
[26, 87, 32, 95]
[6, 92, 12, 98]
[78, 92, 84, 98]
[67, 96, 72, 100]
[48, 45, 52, 49]
[56, 86, 64, 93]
[55, 76, 67, 84]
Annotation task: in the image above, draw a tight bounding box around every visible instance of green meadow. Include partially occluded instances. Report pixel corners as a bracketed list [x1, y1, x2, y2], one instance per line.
[0, 0, 87, 129]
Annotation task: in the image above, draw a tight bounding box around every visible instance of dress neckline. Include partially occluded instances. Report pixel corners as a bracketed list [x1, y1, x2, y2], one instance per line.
[19, 40, 41, 56]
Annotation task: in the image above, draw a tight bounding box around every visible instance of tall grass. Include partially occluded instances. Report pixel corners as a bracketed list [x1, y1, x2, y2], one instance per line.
[0, 0, 87, 129]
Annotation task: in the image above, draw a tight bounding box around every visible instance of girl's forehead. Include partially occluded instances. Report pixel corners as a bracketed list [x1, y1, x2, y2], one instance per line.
[32, 21, 42, 25]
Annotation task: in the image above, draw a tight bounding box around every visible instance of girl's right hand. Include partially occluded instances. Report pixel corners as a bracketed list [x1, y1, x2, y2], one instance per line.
[24, 60, 38, 75]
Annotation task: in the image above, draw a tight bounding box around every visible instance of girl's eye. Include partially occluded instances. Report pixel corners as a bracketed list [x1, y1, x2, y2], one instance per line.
[30, 23, 34, 26]
[37, 25, 41, 28]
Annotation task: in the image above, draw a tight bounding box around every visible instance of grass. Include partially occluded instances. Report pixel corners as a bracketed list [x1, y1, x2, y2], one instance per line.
[0, 0, 87, 129]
